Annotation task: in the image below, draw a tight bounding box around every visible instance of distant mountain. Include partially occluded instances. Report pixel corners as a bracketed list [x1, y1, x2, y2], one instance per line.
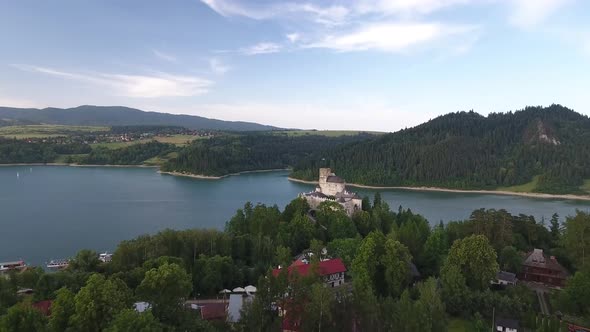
[0, 105, 280, 131]
[291, 105, 590, 195]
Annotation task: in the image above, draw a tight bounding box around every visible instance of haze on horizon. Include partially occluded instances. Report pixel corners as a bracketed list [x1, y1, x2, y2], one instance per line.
[1, 0, 589, 131]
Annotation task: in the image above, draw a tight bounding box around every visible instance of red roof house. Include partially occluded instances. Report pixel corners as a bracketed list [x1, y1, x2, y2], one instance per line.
[518, 248, 569, 287]
[32, 300, 52, 316]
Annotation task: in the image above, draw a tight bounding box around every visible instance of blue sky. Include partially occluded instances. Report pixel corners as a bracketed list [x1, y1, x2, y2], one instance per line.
[0, 0, 589, 131]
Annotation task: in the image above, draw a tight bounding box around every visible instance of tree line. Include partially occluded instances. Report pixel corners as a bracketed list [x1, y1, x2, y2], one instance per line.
[1, 194, 589, 331]
[161, 133, 375, 176]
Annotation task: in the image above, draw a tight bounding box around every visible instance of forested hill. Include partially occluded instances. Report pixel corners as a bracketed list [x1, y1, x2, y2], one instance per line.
[291, 105, 590, 195]
[161, 133, 375, 176]
[0, 105, 279, 131]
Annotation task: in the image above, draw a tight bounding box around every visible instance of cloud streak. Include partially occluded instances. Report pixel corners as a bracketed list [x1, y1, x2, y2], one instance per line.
[14, 65, 212, 98]
[152, 49, 177, 62]
[240, 42, 282, 55]
[307, 22, 476, 53]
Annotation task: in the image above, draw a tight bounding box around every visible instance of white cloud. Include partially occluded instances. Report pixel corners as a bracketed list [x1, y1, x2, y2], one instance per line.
[307, 22, 475, 52]
[202, 0, 480, 55]
[152, 49, 177, 62]
[240, 42, 282, 55]
[508, 0, 571, 28]
[286, 33, 300, 43]
[209, 58, 230, 74]
[200, 0, 350, 26]
[13, 65, 212, 98]
[354, 0, 473, 16]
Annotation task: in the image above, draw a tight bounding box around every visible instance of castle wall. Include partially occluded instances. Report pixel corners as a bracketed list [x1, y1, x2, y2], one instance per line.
[319, 182, 345, 196]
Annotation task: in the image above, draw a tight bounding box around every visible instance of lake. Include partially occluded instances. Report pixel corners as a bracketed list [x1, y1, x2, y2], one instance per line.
[0, 166, 588, 266]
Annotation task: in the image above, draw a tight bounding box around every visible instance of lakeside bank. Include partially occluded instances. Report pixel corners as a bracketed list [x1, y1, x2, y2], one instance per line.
[287, 177, 590, 202]
[159, 168, 290, 180]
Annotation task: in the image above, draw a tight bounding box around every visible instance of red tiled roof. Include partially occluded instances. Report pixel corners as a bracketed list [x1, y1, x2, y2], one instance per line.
[522, 249, 569, 276]
[200, 303, 227, 320]
[32, 300, 52, 316]
[272, 258, 346, 278]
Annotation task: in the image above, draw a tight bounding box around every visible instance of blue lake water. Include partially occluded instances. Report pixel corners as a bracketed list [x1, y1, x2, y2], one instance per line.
[0, 166, 588, 266]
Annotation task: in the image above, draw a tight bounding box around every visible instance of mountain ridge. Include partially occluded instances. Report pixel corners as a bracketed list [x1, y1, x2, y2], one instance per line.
[0, 105, 281, 131]
[291, 104, 590, 195]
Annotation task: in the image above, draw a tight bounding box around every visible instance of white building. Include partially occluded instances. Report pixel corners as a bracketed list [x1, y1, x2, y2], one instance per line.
[301, 168, 362, 216]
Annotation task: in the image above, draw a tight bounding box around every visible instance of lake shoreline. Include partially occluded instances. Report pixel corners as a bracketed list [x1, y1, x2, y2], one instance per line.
[159, 168, 290, 180]
[287, 177, 590, 201]
[0, 163, 158, 168]
[3, 163, 589, 201]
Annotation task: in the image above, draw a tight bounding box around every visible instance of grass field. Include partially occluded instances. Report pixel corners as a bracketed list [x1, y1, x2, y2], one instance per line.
[91, 135, 201, 149]
[497, 175, 540, 193]
[0, 125, 109, 138]
[582, 179, 590, 194]
[153, 135, 206, 145]
[143, 152, 179, 166]
[273, 130, 385, 137]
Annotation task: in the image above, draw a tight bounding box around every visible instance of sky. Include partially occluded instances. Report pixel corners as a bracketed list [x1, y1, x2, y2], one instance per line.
[0, 0, 589, 131]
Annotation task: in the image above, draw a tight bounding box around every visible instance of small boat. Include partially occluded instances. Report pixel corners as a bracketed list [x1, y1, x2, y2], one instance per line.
[0, 260, 26, 273]
[16, 172, 19, 179]
[46, 259, 70, 270]
[98, 252, 113, 263]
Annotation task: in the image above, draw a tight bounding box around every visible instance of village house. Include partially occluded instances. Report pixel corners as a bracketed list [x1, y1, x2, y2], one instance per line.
[491, 271, 517, 286]
[300, 168, 362, 216]
[272, 258, 347, 288]
[496, 317, 520, 332]
[518, 248, 569, 287]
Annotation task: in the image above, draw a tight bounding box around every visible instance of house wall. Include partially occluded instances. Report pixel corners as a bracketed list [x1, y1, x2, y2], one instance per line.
[323, 272, 345, 287]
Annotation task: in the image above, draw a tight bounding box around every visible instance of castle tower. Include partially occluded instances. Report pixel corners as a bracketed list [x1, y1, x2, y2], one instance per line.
[318, 168, 332, 186]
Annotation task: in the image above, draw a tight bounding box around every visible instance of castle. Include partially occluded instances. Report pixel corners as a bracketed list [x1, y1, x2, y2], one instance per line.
[301, 168, 362, 216]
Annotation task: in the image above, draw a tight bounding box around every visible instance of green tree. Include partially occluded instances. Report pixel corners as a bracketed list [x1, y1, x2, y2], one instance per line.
[562, 210, 590, 269]
[499, 246, 522, 273]
[289, 213, 316, 253]
[421, 226, 449, 276]
[382, 238, 412, 298]
[351, 232, 412, 298]
[137, 263, 192, 325]
[282, 197, 310, 222]
[0, 303, 48, 332]
[327, 237, 361, 268]
[69, 249, 101, 273]
[558, 271, 590, 316]
[446, 235, 499, 290]
[72, 274, 132, 332]
[550, 213, 561, 242]
[302, 283, 334, 332]
[352, 210, 376, 237]
[0, 276, 17, 315]
[440, 261, 469, 315]
[415, 278, 447, 332]
[48, 287, 76, 332]
[105, 309, 163, 332]
[395, 290, 419, 331]
[275, 245, 292, 269]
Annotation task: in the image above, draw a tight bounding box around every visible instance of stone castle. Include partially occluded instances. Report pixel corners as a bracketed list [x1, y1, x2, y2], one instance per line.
[301, 168, 362, 216]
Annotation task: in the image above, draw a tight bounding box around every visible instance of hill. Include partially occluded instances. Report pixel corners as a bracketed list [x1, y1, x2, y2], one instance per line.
[0, 105, 279, 131]
[161, 132, 376, 176]
[291, 105, 590, 195]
